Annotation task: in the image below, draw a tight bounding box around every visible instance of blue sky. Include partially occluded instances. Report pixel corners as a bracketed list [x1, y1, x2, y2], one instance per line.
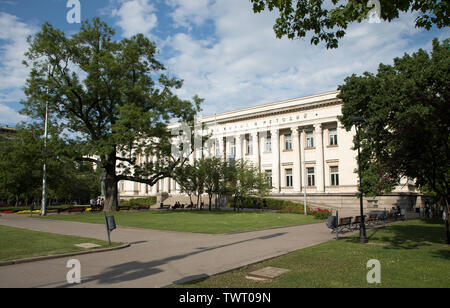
[0, 0, 448, 126]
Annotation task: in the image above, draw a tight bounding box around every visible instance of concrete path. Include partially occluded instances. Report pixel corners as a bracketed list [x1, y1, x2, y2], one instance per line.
[0, 214, 339, 288]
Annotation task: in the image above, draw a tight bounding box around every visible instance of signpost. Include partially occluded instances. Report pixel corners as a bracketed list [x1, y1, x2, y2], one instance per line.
[104, 212, 116, 245]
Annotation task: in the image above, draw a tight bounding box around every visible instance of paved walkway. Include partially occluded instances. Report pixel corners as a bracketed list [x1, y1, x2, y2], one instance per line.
[0, 214, 340, 288]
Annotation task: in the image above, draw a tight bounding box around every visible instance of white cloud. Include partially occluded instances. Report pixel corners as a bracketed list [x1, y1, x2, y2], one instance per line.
[0, 104, 27, 125]
[162, 0, 439, 117]
[0, 12, 37, 104]
[165, 0, 213, 30]
[111, 0, 158, 38]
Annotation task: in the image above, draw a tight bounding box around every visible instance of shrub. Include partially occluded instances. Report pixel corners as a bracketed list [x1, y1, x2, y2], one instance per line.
[230, 196, 306, 214]
[120, 197, 157, 208]
[307, 208, 333, 219]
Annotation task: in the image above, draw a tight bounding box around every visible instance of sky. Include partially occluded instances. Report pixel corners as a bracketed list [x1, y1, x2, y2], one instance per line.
[0, 0, 448, 127]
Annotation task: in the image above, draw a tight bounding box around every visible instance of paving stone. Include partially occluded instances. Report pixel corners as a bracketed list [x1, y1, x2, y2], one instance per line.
[246, 267, 291, 280]
[74, 243, 102, 249]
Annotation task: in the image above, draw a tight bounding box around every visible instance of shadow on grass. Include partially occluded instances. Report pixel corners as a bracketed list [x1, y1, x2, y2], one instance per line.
[343, 221, 449, 251]
[57, 231, 287, 287]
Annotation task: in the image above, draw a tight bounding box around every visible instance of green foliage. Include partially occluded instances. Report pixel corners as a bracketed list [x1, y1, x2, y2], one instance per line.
[0, 125, 101, 206]
[119, 197, 157, 207]
[338, 38, 449, 203]
[21, 18, 201, 211]
[251, 0, 449, 48]
[237, 196, 306, 213]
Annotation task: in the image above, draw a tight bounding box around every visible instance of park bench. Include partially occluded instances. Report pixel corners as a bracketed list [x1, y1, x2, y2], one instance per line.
[352, 216, 363, 230]
[159, 204, 170, 210]
[337, 217, 353, 233]
[366, 214, 379, 225]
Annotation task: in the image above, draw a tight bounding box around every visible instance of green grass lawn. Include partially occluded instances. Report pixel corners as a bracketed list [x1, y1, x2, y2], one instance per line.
[174, 220, 450, 288]
[36, 210, 321, 234]
[0, 225, 121, 262]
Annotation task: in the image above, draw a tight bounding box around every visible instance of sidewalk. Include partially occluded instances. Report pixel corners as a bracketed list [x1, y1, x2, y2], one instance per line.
[0, 214, 340, 288]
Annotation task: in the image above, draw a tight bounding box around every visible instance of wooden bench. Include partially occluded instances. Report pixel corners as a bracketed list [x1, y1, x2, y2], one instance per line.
[159, 204, 170, 210]
[337, 217, 353, 233]
[366, 214, 379, 225]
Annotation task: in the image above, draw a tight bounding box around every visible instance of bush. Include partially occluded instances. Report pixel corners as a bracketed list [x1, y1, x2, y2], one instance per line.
[120, 197, 157, 208]
[230, 196, 306, 214]
[307, 208, 333, 219]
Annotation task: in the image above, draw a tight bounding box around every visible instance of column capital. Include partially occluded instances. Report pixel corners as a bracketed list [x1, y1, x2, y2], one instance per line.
[291, 126, 299, 137]
[314, 123, 323, 132]
[270, 128, 279, 137]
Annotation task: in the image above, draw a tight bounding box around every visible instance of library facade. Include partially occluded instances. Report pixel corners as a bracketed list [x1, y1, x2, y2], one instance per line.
[118, 91, 421, 211]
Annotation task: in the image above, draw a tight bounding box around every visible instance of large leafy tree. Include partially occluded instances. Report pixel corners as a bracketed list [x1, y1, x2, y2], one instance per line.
[250, 0, 449, 48]
[227, 159, 272, 211]
[338, 38, 449, 243]
[22, 18, 201, 212]
[0, 127, 42, 206]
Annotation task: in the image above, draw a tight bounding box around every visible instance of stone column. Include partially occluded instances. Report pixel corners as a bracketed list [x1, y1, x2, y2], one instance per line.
[314, 123, 325, 192]
[271, 128, 280, 193]
[218, 137, 225, 160]
[163, 177, 170, 193]
[300, 129, 306, 192]
[235, 134, 243, 161]
[292, 127, 301, 193]
[251, 132, 260, 171]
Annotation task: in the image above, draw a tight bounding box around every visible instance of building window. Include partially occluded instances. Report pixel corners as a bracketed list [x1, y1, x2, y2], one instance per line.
[285, 134, 292, 150]
[306, 131, 314, 148]
[330, 166, 339, 186]
[265, 170, 272, 187]
[247, 135, 253, 155]
[329, 128, 338, 146]
[307, 167, 315, 187]
[265, 135, 272, 152]
[285, 169, 293, 187]
[215, 139, 221, 157]
[231, 139, 236, 157]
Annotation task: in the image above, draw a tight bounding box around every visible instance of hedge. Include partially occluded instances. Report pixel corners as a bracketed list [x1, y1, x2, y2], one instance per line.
[119, 197, 157, 207]
[229, 196, 332, 219]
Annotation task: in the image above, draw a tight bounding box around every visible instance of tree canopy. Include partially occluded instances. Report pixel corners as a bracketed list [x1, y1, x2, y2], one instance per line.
[338, 38, 449, 241]
[250, 0, 449, 48]
[21, 18, 201, 211]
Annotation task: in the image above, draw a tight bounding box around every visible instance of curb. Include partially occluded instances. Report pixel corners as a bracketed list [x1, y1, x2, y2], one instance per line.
[0, 242, 131, 267]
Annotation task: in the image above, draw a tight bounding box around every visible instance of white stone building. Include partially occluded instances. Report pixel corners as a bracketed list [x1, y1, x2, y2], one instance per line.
[118, 91, 420, 210]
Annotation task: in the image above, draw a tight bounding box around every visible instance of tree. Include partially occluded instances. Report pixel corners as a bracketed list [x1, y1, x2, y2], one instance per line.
[338, 38, 449, 243]
[0, 127, 42, 206]
[250, 0, 449, 48]
[202, 157, 224, 210]
[226, 159, 272, 211]
[22, 18, 201, 212]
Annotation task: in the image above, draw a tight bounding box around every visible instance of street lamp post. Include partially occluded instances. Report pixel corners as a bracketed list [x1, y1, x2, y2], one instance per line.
[40, 64, 50, 216]
[350, 117, 368, 244]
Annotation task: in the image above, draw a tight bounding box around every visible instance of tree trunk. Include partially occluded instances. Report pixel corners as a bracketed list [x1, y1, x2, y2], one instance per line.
[104, 172, 119, 212]
[444, 196, 449, 245]
[209, 194, 212, 211]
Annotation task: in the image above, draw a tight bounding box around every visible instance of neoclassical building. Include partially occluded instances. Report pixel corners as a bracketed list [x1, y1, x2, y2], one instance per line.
[119, 91, 420, 210]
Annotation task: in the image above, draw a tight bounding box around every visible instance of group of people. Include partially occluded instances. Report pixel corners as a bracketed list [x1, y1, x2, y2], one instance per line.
[422, 200, 447, 220]
[90, 197, 104, 210]
[170, 201, 200, 209]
